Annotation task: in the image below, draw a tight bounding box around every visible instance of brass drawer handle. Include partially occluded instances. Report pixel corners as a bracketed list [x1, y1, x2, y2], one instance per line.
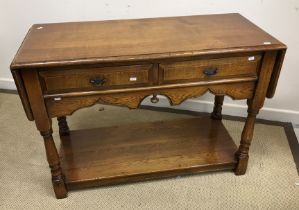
[203, 67, 218, 76]
[90, 76, 106, 86]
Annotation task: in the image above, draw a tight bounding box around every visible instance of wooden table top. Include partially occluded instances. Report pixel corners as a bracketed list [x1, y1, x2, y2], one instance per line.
[11, 13, 285, 69]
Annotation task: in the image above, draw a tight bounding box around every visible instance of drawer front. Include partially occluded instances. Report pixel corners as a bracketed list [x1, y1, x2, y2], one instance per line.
[160, 55, 261, 83]
[39, 64, 153, 92]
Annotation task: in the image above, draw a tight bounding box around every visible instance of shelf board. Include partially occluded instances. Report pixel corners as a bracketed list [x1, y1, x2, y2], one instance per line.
[59, 117, 238, 190]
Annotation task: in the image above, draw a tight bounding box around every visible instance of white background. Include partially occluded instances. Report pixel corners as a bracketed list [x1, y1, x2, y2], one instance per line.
[0, 0, 299, 124]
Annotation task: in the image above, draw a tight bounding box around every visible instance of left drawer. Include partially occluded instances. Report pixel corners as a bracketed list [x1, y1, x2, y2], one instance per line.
[39, 64, 153, 93]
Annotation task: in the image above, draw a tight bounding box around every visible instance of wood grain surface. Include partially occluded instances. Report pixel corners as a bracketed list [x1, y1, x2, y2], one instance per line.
[11, 13, 285, 69]
[39, 64, 153, 92]
[160, 55, 261, 83]
[45, 81, 255, 117]
[59, 117, 238, 190]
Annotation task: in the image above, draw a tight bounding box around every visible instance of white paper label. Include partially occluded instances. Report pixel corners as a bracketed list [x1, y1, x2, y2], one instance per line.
[248, 56, 255, 61]
[129, 76, 137, 81]
[263, 41, 271, 45]
[54, 97, 62, 101]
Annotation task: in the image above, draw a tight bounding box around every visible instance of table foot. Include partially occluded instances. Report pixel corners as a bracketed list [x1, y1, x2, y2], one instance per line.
[234, 104, 258, 175]
[234, 152, 249, 175]
[41, 129, 68, 199]
[52, 175, 68, 199]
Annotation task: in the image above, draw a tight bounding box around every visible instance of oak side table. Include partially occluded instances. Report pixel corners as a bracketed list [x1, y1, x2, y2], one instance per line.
[11, 14, 286, 198]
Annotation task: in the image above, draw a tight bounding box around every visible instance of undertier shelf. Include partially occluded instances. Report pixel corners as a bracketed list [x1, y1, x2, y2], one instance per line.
[59, 117, 238, 190]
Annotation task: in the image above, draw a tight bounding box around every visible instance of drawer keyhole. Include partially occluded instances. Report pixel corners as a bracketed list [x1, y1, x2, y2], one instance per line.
[203, 67, 218, 76]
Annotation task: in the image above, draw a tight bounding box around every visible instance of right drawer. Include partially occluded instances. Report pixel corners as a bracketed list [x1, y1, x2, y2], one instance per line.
[159, 55, 262, 84]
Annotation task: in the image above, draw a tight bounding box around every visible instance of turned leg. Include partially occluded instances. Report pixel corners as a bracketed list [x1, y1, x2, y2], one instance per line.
[41, 129, 67, 198]
[22, 70, 68, 198]
[234, 100, 259, 175]
[211, 95, 224, 120]
[57, 116, 70, 136]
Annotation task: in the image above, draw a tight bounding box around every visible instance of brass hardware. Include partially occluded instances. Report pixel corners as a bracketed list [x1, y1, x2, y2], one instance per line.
[150, 94, 159, 103]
